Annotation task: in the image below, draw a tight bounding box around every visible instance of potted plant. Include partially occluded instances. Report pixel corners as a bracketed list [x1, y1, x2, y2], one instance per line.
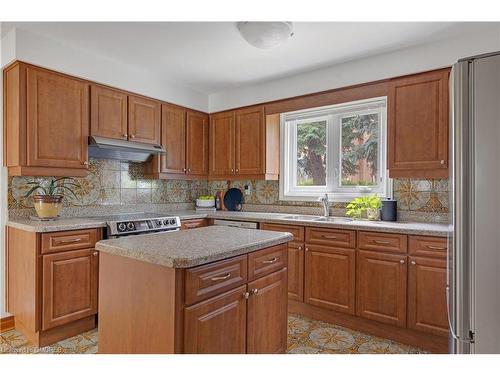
[24, 177, 82, 219]
[346, 195, 382, 221]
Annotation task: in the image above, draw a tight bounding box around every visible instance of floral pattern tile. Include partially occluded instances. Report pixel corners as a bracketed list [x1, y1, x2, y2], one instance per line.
[1, 315, 428, 354]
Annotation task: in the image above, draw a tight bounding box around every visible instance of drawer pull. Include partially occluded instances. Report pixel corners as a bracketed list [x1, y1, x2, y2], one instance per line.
[210, 273, 231, 281]
[243, 291, 250, 299]
[426, 245, 447, 250]
[411, 260, 416, 265]
[251, 288, 259, 295]
[262, 257, 278, 264]
[373, 240, 391, 245]
[93, 252, 98, 256]
[399, 259, 405, 264]
[57, 238, 82, 244]
[322, 235, 337, 239]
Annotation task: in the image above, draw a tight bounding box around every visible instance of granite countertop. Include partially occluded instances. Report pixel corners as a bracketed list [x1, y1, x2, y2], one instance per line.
[95, 226, 293, 268]
[7, 209, 451, 236]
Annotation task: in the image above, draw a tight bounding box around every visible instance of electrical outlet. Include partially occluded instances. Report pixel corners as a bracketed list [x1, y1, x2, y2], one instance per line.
[244, 184, 251, 196]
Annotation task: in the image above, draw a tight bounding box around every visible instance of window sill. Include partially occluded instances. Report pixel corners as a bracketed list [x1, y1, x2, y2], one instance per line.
[279, 191, 389, 203]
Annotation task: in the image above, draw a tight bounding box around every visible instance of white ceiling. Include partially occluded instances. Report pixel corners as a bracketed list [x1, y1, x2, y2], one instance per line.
[1, 22, 493, 94]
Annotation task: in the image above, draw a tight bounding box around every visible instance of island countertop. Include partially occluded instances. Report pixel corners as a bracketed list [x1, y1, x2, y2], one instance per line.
[95, 225, 293, 268]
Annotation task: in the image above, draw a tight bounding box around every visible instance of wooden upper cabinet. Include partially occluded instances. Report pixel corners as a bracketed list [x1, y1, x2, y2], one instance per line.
[186, 110, 209, 177]
[356, 250, 407, 327]
[209, 111, 235, 177]
[235, 106, 265, 176]
[90, 85, 128, 140]
[407, 256, 448, 337]
[388, 69, 450, 178]
[160, 104, 186, 175]
[42, 248, 98, 331]
[128, 95, 161, 145]
[247, 268, 288, 354]
[208, 107, 279, 180]
[4, 62, 89, 176]
[304, 244, 355, 315]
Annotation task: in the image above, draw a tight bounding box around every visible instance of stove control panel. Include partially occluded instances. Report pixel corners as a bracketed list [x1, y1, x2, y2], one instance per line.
[108, 216, 181, 237]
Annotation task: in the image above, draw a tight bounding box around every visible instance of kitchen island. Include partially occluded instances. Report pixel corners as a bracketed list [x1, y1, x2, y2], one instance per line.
[95, 225, 293, 354]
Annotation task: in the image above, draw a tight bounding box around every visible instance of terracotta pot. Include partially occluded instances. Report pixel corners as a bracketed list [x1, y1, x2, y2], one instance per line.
[33, 195, 63, 218]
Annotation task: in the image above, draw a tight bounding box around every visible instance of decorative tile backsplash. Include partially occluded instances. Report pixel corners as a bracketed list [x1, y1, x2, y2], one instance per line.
[8, 158, 449, 222]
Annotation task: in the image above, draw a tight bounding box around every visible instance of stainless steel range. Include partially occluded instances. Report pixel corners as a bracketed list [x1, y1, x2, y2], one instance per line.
[104, 213, 181, 238]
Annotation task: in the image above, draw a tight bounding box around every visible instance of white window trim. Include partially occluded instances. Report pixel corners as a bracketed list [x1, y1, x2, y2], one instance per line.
[279, 96, 392, 202]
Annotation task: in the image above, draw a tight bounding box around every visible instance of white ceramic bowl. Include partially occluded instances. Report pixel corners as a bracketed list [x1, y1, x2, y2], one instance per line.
[196, 198, 215, 208]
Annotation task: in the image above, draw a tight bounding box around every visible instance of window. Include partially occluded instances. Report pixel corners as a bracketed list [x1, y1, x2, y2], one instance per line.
[280, 97, 390, 201]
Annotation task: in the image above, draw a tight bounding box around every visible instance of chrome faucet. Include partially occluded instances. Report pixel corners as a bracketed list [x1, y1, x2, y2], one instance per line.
[318, 193, 330, 217]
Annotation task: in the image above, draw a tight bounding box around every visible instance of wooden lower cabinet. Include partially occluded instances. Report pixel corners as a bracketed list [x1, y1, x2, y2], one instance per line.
[42, 249, 99, 330]
[184, 286, 247, 354]
[407, 256, 448, 337]
[247, 268, 288, 354]
[7, 227, 100, 347]
[304, 244, 355, 314]
[287, 242, 304, 301]
[356, 250, 407, 327]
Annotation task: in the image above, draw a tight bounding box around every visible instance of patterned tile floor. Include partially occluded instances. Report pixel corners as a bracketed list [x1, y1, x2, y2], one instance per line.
[0, 314, 426, 354]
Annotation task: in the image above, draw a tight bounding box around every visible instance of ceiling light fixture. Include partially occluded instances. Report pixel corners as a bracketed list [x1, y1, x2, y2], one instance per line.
[237, 22, 294, 49]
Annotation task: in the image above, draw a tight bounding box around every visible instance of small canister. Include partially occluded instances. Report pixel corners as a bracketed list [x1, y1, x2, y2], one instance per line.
[380, 199, 397, 222]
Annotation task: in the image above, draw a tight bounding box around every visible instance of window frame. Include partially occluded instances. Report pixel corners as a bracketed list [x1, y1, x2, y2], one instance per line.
[279, 96, 391, 202]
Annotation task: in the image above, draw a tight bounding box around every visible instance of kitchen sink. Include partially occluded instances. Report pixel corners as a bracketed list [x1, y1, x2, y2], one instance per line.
[281, 215, 323, 221]
[313, 216, 353, 223]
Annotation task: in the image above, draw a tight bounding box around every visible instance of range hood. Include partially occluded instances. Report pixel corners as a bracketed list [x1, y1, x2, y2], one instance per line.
[88, 136, 165, 162]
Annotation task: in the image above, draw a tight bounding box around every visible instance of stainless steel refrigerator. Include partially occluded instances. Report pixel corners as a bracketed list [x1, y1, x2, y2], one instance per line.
[449, 51, 500, 354]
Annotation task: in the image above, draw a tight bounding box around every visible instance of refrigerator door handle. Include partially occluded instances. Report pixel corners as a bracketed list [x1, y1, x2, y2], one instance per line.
[446, 286, 473, 342]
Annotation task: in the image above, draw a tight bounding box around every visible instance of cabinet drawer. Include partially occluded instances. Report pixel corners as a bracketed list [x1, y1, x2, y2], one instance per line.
[41, 229, 100, 254]
[358, 231, 407, 254]
[185, 255, 247, 305]
[409, 236, 447, 258]
[181, 218, 210, 230]
[260, 223, 304, 243]
[248, 244, 287, 281]
[305, 227, 355, 249]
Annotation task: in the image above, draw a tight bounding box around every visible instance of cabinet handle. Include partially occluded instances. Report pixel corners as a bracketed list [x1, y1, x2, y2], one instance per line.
[305, 247, 309, 252]
[440, 160, 446, 165]
[82, 161, 89, 166]
[251, 288, 259, 295]
[235, 169, 239, 173]
[183, 168, 187, 172]
[210, 273, 231, 281]
[231, 168, 234, 173]
[411, 260, 416, 265]
[262, 257, 278, 264]
[399, 259, 405, 264]
[322, 235, 337, 239]
[243, 291, 250, 300]
[426, 245, 447, 250]
[93, 252, 98, 256]
[298, 246, 302, 251]
[130, 134, 135, 139]
[374, 240, 391, 245]
[188, 168, 191, 172]
[57, 238, 82, 244]
[123, 134, 128, 138]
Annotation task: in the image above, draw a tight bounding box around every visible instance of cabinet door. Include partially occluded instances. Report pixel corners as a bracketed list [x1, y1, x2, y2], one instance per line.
[26, 67, 89, 169]
[287, 243, 304, 301]
[186, 110, 209, 176]
[304, 244, 355, 314]
[408, 256, 448, 337]
[356, 250, 407, 327]
[42, 248, 98, 330]
[235, 106, 265, 176]
[184, 286, 247, 354]
[128, 95, 161, 144]
[247, 268, 288, 354]
[90, 85, 128, 140]
[388, 69, 449, 178]
[209, 111, 235, 177]
[160, 104, 186, 175]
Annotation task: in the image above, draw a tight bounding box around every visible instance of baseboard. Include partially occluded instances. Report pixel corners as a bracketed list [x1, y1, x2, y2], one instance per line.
[289, 300, 449, 354]
[0, 316, 15, 333]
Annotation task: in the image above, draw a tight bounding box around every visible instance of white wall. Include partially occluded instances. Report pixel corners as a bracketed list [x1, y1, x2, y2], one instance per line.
[209, 24, 500, 112]
[2, 28, 209, 112]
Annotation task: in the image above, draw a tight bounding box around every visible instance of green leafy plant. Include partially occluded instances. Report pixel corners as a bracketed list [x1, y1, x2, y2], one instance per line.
[24, 177, 82, 201]
[345, 195, 382, 219]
